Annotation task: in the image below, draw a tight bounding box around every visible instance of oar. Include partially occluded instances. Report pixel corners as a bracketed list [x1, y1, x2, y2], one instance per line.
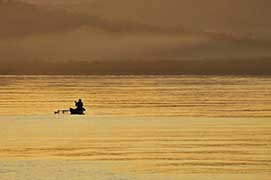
[54, 109, 70, 114]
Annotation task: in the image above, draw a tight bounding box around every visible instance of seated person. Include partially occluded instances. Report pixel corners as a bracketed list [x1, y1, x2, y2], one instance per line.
[70, 99, 86, 114]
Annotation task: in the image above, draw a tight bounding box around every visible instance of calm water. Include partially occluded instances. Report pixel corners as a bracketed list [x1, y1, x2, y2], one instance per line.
[0, 75, 271, 179]
[0, 117, 271, 179]
[0, 75, 270, 117]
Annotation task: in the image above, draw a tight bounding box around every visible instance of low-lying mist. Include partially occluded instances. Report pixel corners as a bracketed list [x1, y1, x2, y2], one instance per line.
[1, 0, 271, 75]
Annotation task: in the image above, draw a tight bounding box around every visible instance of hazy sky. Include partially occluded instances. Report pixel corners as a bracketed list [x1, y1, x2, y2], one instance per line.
[0, 0, 271, 74]
[20, 0, 271, 38]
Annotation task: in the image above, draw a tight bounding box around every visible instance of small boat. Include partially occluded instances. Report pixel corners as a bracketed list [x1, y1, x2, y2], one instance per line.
[54, 99, 86, 115]
[70, 108, 85, 115]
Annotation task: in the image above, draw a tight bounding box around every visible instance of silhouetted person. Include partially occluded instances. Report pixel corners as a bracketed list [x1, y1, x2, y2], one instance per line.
[75, 99, 84, 110]
[70, 99, 86, 115]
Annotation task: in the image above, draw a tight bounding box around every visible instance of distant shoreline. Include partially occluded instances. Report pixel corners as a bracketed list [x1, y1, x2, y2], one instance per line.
[0, 58, 271, 75]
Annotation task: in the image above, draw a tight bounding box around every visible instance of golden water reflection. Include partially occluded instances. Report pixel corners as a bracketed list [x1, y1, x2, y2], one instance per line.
[0, 75, 270, 117]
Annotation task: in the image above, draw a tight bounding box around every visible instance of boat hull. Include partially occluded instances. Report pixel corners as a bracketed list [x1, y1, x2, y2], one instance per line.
[70, 108, 85, 115]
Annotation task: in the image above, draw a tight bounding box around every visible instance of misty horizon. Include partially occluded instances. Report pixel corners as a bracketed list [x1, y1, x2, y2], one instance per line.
[0, 0, 271, 75]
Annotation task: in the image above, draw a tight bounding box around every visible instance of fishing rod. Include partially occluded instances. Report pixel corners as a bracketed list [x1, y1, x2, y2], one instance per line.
[54, 109, 70, 114]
